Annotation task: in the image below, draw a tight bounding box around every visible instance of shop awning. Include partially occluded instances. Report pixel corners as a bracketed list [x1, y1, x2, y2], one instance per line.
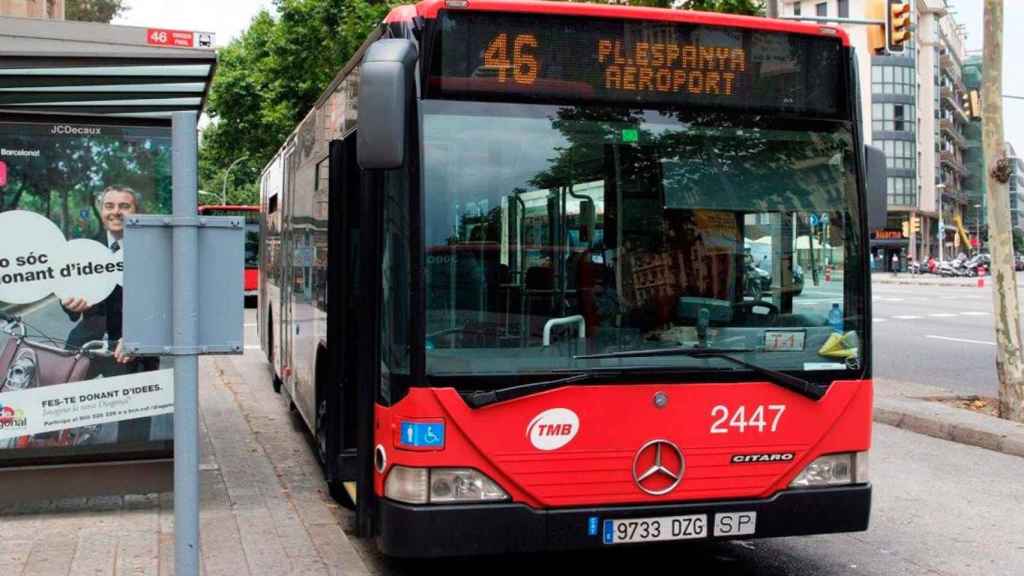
[0, 16, 216, 118]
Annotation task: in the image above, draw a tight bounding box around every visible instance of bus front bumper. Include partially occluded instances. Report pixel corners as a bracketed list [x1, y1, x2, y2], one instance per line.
[377, 484, 871, 558]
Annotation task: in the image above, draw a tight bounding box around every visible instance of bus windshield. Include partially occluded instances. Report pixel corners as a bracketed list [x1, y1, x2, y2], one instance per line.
[423, 100, 864, 378]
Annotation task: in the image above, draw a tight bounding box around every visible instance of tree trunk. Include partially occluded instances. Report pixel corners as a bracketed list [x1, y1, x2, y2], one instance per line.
[982, 0, 1024, 421]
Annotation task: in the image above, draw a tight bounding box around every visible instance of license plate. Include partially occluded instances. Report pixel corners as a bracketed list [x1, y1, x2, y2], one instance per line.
[603, 514, 707, 545]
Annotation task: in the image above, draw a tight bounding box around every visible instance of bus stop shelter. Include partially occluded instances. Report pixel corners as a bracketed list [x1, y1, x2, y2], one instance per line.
[0, 15, 216, 502]
[0, 15, 214, 117]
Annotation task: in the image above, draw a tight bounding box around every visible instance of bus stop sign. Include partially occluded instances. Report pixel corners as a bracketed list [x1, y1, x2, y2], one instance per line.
[121, 215, 244, 355]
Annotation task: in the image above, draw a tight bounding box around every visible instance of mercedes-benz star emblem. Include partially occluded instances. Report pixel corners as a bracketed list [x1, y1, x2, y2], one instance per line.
[632, 439, 685, 496]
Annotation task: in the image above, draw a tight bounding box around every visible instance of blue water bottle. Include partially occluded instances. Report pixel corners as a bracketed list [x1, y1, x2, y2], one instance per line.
[827, 303, 843, 333]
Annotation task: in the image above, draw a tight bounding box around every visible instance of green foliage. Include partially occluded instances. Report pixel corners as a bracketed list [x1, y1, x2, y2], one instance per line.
[65, 0, 128, 23]
[0, 131, 172, 238]
[679, 0, 765, 15]
[199, 0, 391, 206]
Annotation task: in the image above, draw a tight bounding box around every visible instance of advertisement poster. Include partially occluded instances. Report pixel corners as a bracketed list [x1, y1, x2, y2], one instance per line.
[0, 119, 173, 463]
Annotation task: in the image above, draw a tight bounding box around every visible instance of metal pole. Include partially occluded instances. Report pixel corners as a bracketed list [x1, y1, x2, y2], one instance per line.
[172, 111, 201, 575]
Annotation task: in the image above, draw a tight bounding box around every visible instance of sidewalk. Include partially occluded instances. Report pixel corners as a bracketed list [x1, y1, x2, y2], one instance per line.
[871, 271, 991, 287]
[871, 269, 1024, 288]
[874, 378, 1024, 459]
[0, 356, 369, 576]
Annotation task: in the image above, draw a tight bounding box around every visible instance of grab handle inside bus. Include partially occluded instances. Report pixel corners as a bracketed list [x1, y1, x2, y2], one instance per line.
[864, 145, 887, 231]
[543, 315, 586, 347]
[357, 39, 417, 170]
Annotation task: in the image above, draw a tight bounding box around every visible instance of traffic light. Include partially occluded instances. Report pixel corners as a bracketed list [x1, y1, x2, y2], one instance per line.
[910, 215, 920, 235]
[868, 0, 887, 54]
[888, 1, 912, 53]
[901, 220, 910, 238]
[968, 89, 981, 119]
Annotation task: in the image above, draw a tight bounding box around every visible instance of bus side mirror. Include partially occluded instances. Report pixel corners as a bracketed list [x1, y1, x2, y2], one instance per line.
[864, 145, 887, 231]
[357, 39, 417, 170]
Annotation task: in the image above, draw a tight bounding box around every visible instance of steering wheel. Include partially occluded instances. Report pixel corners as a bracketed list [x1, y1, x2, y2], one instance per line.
[732, 300, 779, 324]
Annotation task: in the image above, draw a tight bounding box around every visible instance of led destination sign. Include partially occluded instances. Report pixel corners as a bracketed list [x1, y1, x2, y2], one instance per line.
[431, 11, 845, 116]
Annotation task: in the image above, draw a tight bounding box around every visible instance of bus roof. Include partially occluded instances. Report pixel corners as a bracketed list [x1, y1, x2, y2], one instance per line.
[384, 0, 849, 47]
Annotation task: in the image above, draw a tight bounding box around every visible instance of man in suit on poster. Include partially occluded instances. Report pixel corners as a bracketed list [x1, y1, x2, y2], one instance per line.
[61, 185, 160, 443]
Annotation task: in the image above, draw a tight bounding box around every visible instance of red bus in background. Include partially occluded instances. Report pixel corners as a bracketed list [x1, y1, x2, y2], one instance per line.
[260, 0, 888, 559]
[198, 204, 259, 305]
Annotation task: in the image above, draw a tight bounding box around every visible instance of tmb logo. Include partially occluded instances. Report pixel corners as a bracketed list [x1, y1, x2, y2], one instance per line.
[526, 408, 579, 451]
[0, 403, 28, 431]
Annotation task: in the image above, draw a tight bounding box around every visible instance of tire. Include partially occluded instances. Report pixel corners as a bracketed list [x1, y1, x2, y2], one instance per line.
[317, 394, 356, 509]
[268, 312, 282, 394]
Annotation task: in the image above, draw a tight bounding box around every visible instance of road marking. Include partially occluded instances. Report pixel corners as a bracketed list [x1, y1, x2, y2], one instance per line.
[892, 315, 922, 320]
[872, 318, 887, 323]
[925, 335, 995, 346]
[959, 311, 989, 316]
[928, 313, 957, 318]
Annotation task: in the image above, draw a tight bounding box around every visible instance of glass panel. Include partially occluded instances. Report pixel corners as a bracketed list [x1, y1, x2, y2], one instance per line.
[17, 97, 202, 107]
[423, 100, 863, 379]
[0, 83, 207, 93]
[0, 65, 211, 77]
[0, 120, 174, 464]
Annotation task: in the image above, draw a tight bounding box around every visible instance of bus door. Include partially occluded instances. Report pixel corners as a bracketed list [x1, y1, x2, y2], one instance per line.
[281, 146, 298, 395]
[324, 136, 363, 505]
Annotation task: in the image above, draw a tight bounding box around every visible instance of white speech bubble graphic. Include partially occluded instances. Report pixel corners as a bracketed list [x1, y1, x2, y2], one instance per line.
[0, 210, 66, 304]
[0, 210, 122, 306]
[53, 238, 123, 306]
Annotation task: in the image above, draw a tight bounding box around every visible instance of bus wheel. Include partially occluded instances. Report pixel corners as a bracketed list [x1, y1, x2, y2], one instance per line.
[317, 394, 355, 509]
[268, 312, 282, 393]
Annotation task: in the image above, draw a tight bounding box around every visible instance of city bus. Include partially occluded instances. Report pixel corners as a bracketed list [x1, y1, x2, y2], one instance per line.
[258, 0, 887, 558]
[198, 204, 260, 305]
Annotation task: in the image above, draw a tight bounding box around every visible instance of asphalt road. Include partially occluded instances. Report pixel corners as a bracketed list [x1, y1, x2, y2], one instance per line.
[775, 275, 1006, 398]
[237, 310, 1024, 576]
[871, 279, 1008, 397]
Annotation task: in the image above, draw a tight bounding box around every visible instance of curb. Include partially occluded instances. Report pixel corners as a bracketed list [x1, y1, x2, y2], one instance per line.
[871, 277, 986, 288]
[873, 395, 1024, 458]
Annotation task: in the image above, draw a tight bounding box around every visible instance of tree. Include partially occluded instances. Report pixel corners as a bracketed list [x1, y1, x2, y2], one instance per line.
[679, 0, 765, 15]
[199, 0, 390, 205]
[982, 0, 1024, 421]
[65, 0, 128, 23]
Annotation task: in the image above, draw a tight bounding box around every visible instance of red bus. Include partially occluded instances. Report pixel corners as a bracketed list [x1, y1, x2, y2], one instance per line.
[259, 0, 887, 558]
[198, 204, 260, 304]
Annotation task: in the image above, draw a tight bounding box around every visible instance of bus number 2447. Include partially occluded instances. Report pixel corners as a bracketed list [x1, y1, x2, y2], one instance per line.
[710, 404, 786, 434]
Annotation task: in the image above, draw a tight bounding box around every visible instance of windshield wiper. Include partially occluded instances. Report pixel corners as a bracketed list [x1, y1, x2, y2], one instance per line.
[574, 347, 824, 401]
[464, 372, 620, 409]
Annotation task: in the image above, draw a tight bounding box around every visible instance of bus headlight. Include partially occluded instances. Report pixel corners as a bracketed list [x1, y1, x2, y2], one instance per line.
[385, 466, 509, 504]
[789, 452, 869, 488]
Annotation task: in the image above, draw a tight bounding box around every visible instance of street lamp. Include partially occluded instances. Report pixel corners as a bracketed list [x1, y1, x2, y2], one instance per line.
[974, 203, 982, 253]
[221, 156, 248, 206]
[936, 184, 946, 261]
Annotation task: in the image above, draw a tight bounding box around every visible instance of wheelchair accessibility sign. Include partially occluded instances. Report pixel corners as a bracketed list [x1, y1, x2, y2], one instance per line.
[398, 420, 445, 450]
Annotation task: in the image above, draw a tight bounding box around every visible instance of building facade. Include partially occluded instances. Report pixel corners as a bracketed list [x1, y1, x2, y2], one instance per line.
[783, 0, 972, 268]
[961, 53, 985, 248]
[1008, 143, 1024, 233]
[0, 0, 64, 19]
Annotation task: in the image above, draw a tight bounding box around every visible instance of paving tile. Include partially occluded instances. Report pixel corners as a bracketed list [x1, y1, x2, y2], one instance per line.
[0, 354, 369, 576]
